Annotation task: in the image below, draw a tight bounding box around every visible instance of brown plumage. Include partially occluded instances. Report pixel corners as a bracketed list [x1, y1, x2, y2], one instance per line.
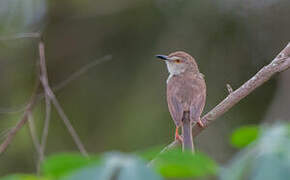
[156, 51, 206, 151]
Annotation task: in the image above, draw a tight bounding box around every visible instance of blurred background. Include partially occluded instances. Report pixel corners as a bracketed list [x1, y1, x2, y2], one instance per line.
[0, 0, 289, 175]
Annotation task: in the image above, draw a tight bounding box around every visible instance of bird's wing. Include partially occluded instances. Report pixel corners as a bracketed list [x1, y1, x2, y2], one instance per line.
[167, 94, 184, 127]
[167, 80, 184, 127]
[189, 77, 206, 123]
[167, 74, 206, 126]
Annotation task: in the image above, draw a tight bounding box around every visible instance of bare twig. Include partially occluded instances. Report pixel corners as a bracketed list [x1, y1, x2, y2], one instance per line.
[28, 109, 47, 174]
[0, 80, 40, 155]
[226, 84, 233, 94]
[0, 128, 12, 140]
[0, 55, 112, 115]
[0, 55, 111, 155]
[53, 55, 112, 92]
[36, 92, 51, 174]
[27, 111, 41, 153]
[153, 42, 290, 155]
[0, 32, 40, 41]
[147, 140, 180, 167]
[39, 92, 51, 162]
[0, 36, 111, 155]
[193, 42, 290, 136]
[0, 106, 27, 114]
[38, 41, 88, 157]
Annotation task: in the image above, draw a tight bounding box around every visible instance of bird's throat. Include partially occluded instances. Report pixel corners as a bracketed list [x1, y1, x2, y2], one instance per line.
[166, 62, 185, 75]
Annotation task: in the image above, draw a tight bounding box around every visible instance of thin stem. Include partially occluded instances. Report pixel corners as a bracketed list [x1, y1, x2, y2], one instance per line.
[38, 41, 88, 157]
[0, 81, 40, 155]
[0, 55, 112, 115]
[0, 32, 40, 41]
[0, 38, 111, 155]
[193, 42, 290, 137]
[27, 111, 41, 153]
[37, 92, 51, 172]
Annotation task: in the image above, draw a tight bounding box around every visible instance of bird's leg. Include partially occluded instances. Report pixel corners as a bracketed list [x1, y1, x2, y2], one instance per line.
[197, 118, 204, 128]
[175, 126, 183, 142]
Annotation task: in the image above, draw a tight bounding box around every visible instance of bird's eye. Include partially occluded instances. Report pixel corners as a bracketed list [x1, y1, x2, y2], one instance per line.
[175, 59, 181, 63]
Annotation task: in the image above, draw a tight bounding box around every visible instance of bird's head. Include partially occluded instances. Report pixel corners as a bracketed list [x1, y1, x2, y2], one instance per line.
[156, 51, 199, 75]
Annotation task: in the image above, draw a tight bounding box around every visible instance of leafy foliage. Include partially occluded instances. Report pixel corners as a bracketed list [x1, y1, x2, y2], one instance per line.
[222, 123, 290, 180]
[0, 174, 49, 180]
[42, 153, 100, 178]
[0, 148, 217, 180]
[61, 152, 163, 180]
[230, 125, 259, 148]
[151, 149, 218, 178]
[3, 123, 290, 180]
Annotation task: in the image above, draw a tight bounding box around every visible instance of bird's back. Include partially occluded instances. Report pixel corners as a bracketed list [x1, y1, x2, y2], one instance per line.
[167, 72, 206, 126]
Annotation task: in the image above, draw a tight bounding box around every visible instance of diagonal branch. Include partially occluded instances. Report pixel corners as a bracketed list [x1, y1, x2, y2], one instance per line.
[151, 42, 290, 158]
[52, 55, 112, 92]
[38, 41, 89, 157]
[0, 54, 111, 156]
[193, 42, 290, 137]
[147, 140, 181, 167]
[27, 111, 41, 154]
[37, 91, 51, 173]
[0, 33, 111, 155]
[0, 32, 40, 41]
[0, 80, 40, 155]
[0, 55, 112, 114]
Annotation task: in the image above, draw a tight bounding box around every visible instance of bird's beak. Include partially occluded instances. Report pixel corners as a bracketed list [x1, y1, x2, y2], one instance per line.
[155, 55, 169, 61]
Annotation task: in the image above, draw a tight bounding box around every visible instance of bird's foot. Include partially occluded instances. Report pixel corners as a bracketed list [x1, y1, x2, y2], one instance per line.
[175, 127, 183, 142]
[197, 119, 204, 128]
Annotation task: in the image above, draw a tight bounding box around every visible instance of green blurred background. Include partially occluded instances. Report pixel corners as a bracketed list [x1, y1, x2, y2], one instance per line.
[0, 0, 289, 175]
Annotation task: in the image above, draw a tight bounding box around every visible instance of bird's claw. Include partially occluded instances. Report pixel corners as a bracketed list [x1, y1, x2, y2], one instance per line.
[175, 134, 183, 142]
[197, 119, 204, 128]
[175, 127, 183, 142]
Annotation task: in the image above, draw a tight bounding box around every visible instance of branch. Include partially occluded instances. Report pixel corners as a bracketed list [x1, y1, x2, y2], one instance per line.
[0, 80, 40, 155]
[27, 111, 41, 153]
[0, 128, 12, 140]
[0, 54, 111, 156]
[147, 140, 180, 167]
[226, 84, 233, 94]
[0, 55, 112, 114]
[0, 32, 40, 41]
[52, 55, 112, 92]
[38, 41, 89, 157]
[27, 111, 43, 174]
[0, 106, 27, 114]
[194, 42, 290, 136]
[154, 42, 290, 154]
[38, 91, 51, 166]
[0, 33, 111, 155]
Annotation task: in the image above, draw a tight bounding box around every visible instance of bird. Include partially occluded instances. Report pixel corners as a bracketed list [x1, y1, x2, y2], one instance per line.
[156, 51, 206, 151]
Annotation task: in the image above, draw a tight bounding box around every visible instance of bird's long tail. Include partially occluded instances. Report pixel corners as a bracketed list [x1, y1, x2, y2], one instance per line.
[182, 111, 194, 152]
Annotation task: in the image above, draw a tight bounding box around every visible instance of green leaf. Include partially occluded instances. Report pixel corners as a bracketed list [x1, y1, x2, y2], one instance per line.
[41, 153, 99, 178]
[230, 125, 259, 148]
[62, 152, 163, 180]
[151, 149, 218, 178]
[0, 174, 49, 180]
[222, 123, 290, 180]
[60, 166, 102, 180]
